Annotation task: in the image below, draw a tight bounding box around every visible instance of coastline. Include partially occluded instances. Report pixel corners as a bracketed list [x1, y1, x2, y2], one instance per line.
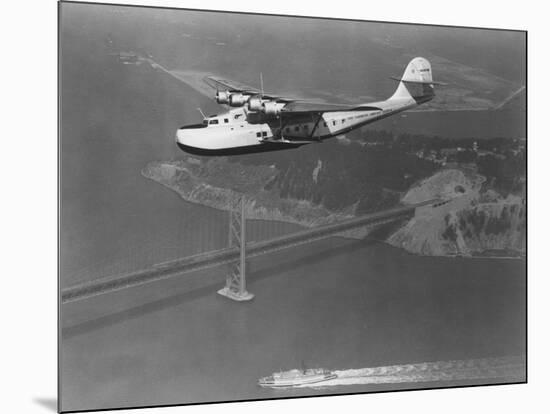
[142, 160, 525, 260]
[141, 160, 356, 229]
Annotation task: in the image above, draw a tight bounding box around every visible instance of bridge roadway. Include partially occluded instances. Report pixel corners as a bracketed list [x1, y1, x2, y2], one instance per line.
[61, 200, 436, 303]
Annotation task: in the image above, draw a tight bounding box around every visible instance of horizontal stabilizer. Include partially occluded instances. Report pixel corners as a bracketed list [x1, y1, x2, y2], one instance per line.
[389, 76, 448, 86]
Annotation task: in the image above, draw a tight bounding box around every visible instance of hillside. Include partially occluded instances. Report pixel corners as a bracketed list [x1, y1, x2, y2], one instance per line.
[387, 169, 525, 256]
[144, 130, 525, 257]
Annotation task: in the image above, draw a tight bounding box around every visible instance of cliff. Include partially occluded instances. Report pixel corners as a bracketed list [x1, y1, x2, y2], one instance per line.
[142, 158, 355, 227]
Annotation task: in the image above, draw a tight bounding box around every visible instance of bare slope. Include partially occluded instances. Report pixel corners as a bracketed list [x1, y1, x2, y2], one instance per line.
[388, 169, 525, 256]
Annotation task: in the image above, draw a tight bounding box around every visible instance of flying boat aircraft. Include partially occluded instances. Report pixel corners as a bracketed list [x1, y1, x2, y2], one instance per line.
[176, 57, 441, 155]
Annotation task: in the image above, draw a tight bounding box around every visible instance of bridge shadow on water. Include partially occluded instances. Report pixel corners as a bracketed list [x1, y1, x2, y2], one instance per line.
[62, 237, 380, 340]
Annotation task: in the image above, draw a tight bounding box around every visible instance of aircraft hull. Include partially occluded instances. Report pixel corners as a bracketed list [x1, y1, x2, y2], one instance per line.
[175, 101, 417, 155]
[176, 141, 304, 156]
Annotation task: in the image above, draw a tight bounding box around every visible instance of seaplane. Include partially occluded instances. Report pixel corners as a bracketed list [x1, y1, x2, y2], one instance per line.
[176, 57, 441, 155]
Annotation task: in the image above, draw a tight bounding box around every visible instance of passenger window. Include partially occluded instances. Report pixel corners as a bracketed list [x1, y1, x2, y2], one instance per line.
[209, 119, 219, 125]
[332, 120, 336, 126]
[262, 131, 268, 137]
[224, 118, 229, 123]
[285, 127, 290, 133]
[256, 132, 261, 137]
[304, 125, 309, 130]
[295, 126, 300, 132]
[323, 122, 327, 127]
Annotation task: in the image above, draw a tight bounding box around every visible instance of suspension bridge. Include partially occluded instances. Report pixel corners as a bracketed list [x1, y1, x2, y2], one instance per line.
[61, 199, 437, 304]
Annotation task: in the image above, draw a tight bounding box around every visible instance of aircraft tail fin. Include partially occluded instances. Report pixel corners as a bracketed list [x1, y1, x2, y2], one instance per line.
[389, 57, 437, 103]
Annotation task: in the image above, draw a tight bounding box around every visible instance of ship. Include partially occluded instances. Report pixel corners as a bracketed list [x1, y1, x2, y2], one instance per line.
[258, 367, 337, 388]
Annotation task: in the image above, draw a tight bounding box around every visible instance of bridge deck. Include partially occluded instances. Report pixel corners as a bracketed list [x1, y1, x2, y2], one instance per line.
[61, 200, 435, 303]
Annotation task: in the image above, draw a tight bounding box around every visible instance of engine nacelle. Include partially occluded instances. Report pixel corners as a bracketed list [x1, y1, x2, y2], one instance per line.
[229, 93, 248, 107]
[215, 90, 230, 104]
[262, 101, 283, 115]
[247, 96, 263, 112]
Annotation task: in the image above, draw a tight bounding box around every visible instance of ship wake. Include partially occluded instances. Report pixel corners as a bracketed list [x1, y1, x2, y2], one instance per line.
[295, 356, 525, 388]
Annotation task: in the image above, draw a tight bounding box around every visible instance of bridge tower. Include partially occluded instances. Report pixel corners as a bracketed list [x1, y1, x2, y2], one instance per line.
[217, 196, 254, 302]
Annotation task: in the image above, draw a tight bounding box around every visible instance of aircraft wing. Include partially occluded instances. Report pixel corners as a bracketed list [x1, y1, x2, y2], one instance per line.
[204, 76, 294, 101]
[204, 76, 384, 111]
[204, 76, 261, 94]
[281, 102, 383, 113]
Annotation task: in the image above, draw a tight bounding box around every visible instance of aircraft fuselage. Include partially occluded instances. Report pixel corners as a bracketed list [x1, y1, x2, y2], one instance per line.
[176, 98, 418, 156]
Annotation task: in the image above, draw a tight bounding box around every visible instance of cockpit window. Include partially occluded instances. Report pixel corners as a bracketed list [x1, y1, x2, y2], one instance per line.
[234, 114, 243, 119]
[209, 119, 219, 125]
